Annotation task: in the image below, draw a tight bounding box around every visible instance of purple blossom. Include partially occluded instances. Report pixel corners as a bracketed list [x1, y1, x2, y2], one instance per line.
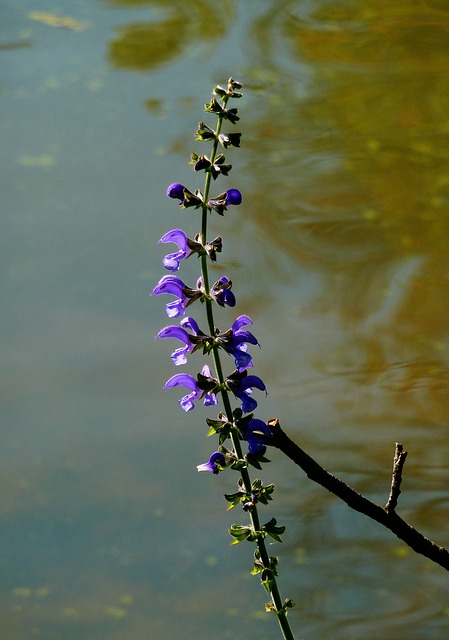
[166, 183, 202, 208]
[227, 372, 267, 413]
[223, 315, 259, 371]
[197, 451, 226, 474]
[208, 189, 243, 215]
[159, 229, 193, 271]
[210, 276, 236, 307]
[244, 419, 271, 454]
[164, 364, 218, 412]
[166, 183, 186, 200]
[152, 275, 190, 318]
[226, 188, 242, 205]
[155, 317, 201, 365]
[152, 275, 203, 318]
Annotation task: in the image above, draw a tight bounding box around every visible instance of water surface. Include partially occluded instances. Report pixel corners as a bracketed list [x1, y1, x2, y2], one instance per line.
[2, 1, 449, 638]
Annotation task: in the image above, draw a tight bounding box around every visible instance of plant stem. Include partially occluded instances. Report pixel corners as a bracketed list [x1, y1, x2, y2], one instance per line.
[198, 99, 295, 638]
[212, 348, 295, 640]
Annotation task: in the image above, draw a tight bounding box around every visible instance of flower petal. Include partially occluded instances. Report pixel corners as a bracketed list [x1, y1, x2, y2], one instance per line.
[170, 346, 190, 366]
[180, 316, 201, 335]
[152, 275, 185, 297]
[159, 228, 189, 250]
[166, 183, 186, 200]
[231, 315, 253, 331]
[165, 300, 187, 318]
[225, 188, 242, 205]
[203, 391, 218, 406]
[239, 375, 266, 392]
[156, 325, 191, 345]
[246, 418, 269, 454]
[162, 251, 185, 271]
[164, 373, 198, 392]
[197, 451, 226, 473]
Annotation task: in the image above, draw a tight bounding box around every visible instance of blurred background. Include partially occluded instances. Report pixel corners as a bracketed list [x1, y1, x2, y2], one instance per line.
[2, 1, 449, 638]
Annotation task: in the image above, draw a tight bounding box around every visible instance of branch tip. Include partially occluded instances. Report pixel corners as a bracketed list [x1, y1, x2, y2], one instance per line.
[385, 442, 408, 514]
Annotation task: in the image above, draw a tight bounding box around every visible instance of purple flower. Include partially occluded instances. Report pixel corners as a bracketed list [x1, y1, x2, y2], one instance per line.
[155, 317, 201, 365]
[152, 275, 190, 318]
[197, 451, 226, 474]
[244, 419, 271, 454]
[164, 364, 218, 412]
[166, 183, 186, 200]
[210, 276, 236, 308]
[226, 188, 242, 205]
[223, 315, 259, 371]
[152, 275, 203, 318]
[226, 372, 267, 413]
[208, 189, 242, 215]
[166, 183, 202, 209]
[158, 229, 193, 272]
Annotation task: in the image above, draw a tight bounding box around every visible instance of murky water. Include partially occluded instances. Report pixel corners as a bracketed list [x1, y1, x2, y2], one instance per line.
[2, 1, 449, 638]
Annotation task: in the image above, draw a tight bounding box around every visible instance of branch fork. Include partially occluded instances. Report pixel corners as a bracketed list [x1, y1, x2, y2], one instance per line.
[266, 419, 449, 571]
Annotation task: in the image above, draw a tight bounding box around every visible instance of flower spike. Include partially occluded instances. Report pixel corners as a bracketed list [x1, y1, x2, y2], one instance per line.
[153, 79, 295, 638]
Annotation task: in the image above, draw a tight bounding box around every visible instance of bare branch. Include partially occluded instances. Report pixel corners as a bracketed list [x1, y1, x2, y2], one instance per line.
[385, 443, 408, 513]
[266, 419, 449, 571]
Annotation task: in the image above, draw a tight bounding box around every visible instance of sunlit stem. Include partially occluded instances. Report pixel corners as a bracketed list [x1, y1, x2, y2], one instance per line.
[212, 348, 295, 640]
[197, 96, 295, 640]
[200, 99, 230, 335]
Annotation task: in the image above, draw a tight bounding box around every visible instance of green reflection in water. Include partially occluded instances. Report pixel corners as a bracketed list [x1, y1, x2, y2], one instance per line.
[107, 0, 234, 71]
[244, 0, 449, 439]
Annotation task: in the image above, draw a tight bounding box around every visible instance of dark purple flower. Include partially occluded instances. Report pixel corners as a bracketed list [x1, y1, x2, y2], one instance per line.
[207, 189, 242, 215]
[244, 419, 271, 454]
[155, 316, 201, 366]
[210, 276, 236, 308]
[225, 315, 259, 371]
[166, 183, 186, 200]
[197, 451, 226, 474]
[166, 183, 202, 209]
[152, 275, 190, 318]
[218, 132, 242, 149]
[225, 188, 242, 205]
[158, 229, 193, 271]
[214, 289, 236, 308]
[226, 372, 267, 413]
[164, 364, 218, 412]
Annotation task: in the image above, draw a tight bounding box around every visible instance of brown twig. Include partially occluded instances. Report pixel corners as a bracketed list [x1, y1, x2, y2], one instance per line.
[266, 419, 449, 571]
[385, 443, 408, 513]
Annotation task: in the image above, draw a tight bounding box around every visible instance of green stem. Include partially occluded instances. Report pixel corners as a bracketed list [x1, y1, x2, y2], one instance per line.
[201, 96, 229, 251]
[199, 94, 295, 640]
[213, 349, 295, 640]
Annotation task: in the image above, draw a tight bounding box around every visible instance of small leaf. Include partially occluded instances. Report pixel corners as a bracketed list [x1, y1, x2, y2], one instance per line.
[224, 491, 245, 510]
[229, 523, 252, 544]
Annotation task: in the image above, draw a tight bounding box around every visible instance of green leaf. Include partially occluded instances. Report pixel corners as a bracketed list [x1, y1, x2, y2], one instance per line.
[262, 518, 286, 543]
[195, 121, 216, 142]
[224, 491, 245, 510]
[250, 562, 264, 576]
[204, 98, 223, 115]
[230, 459, 248, 471]
[261, 568, 275, 592]
[229, 523, 252, 545]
